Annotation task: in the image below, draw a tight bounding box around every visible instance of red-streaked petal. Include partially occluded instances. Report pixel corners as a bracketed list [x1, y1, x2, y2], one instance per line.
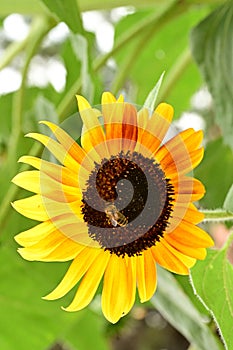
[137, 103, 173, 155]
[122, 103, 138, 152]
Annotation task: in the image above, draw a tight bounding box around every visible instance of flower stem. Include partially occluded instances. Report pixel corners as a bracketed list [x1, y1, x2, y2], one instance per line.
[201, 209, 233, 222]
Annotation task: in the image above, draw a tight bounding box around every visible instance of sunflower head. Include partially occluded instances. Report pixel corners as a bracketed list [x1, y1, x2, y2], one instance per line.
[12, 92, 213, 323]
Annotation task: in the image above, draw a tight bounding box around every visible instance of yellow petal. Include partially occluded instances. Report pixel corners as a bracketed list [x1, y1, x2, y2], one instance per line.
[12, 195, 48, 221]
[76, 95, 92, 111]
[156, 128, 204, 177]
[168, 221, 214, 248]
[155, 129, 193, 165]
[155, 102, 174, 123]
[15, 221, 55, 247]
[76, 95, 108, 158]
[160, 239, 196, 268]
[12, 171, 41, 194]
[172, 176, 205, 202]
[64, 250, 110, 311]
[136, 250, 157, 303]
[151, 241, 190, 275]
[122, 103, 138, 152]
[18, 156, 79, 188]
[172, 203, 204, 226]
[40, 121, 93, 170]
[101, 91, 117, 104]
[18, 242, 77, 262]
[102, 254, 129, 323]
[137, 107, 149, 130]
[39, 239, 85, 262]
[44, 247, 100, 300]
[26, 133, 80, 173]
[123, 256, 136, 315]
[137, 104, 172, 155]
[13, 169, 81, 202]
[117, 94, 124, 102]
[101, 99, 124, 143]
[16, 228, 85, 262]
[163, 148, 204, 177]
[164, 234, 207, 260]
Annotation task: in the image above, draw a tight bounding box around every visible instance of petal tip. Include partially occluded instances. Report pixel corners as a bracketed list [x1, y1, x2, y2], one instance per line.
[76, 95, 91, 111]
[155, 102, 174, 122]
[101, 91, 116, 104]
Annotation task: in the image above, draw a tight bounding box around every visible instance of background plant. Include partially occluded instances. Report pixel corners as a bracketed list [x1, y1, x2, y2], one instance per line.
[0, 0, 233, 349]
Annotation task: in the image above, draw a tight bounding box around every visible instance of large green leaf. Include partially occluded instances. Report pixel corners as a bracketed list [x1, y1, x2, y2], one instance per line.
[194, 138, 233, 209]
[191, 1, 233, 150]
[151, 267, 223, 350]
[191, 236, 233, 350]
[223, 184, 233, 213]
[39, 0, 83, 34]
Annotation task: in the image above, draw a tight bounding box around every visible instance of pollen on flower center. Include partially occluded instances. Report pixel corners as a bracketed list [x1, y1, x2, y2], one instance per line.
[81, 151, 175, 257]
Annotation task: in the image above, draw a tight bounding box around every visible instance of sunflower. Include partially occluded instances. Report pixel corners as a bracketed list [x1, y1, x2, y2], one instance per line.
[12, 92, 213, 323]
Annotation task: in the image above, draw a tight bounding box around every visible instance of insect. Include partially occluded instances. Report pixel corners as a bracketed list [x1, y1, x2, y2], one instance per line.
[104, 204, 128, 227]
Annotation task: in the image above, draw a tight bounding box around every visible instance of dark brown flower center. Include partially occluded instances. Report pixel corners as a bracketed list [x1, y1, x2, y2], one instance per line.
[81, 151, 174, 257]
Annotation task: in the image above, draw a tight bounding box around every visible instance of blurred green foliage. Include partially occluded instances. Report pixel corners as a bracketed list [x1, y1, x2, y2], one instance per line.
[0, 0, 233, 349]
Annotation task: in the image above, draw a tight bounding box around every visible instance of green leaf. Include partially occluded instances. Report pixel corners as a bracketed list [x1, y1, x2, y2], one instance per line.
[40, 0, 83, 34]
[34, 94, 58, 133]
[61, 37, 81, 93]
[191, 1, 233, 150]
[70, 33, 94, 102]
[20, 86, 59, 134]
[143, 71, 165, 111]
[194, 138, 233, 209]
[223, 184, 233, 213]
[191, 236, 233, 350]
[114, 7, 208, 116]
[63, 310, 108, 350]
[151, 267, 223, 350]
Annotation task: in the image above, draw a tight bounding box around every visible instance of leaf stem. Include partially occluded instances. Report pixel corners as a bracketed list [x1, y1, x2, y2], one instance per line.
[201, 209, 233, 222]
[57, 0, 189, 121]
[0, 39, 28, 71]
[0, 17, 53, 231]
[7, 16, 53, 172]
